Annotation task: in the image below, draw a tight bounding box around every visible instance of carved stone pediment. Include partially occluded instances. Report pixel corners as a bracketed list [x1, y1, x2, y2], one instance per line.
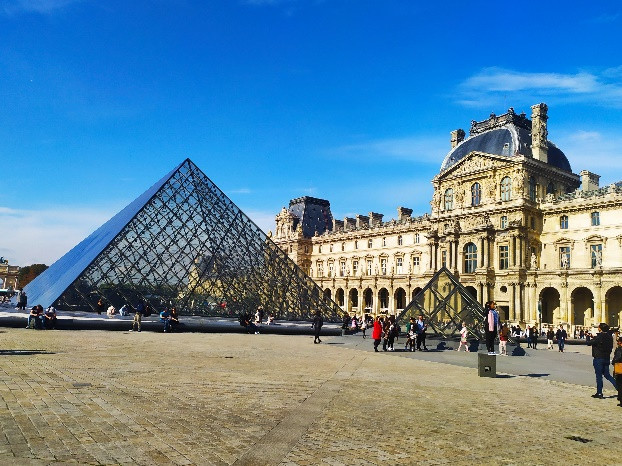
[438, 152, 510, 180]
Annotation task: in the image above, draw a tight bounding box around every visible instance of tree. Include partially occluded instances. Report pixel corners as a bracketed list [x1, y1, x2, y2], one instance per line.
[18, 264, 49, 288]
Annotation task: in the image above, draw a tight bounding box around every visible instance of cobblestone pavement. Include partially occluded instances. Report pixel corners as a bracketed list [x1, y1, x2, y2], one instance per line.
[0, 328, 618, 465]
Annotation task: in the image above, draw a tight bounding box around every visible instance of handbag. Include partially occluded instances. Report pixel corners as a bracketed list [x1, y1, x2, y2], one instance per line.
[614, 362, 622, 375]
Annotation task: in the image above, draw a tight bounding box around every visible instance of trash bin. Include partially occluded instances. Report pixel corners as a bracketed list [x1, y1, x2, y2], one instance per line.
[478, 353, 496, 377]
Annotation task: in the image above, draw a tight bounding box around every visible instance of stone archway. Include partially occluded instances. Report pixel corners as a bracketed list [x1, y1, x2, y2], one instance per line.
[323, 288, 331, 300]
[363, 288, 373, 313]
[378, 288, 389, 311]
[335, 288, 345, 308]
[412, 287, 423, 300]
[465, 286, 477, 301]
[539, 287, 560, 324]
[349, 288, 359, 314]
[571, 287, 594, 327]
[394, 287, 406, 311]
[606, 286, 622, 327]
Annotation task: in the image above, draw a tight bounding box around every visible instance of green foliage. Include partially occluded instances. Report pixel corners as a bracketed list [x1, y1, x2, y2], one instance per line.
[18, 264, 49, 288]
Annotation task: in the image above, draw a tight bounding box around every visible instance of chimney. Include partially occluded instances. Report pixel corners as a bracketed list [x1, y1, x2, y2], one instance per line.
[343, 217, 356, 230]
[355, 215, 369, 229]
[369, 212, 384, 227]
[580, 170, 600, 191]
[397, 207, 413, 222]
[450, 129, 465, 148]
[531, 103, 548, 163]
[332, 219, 344, 231]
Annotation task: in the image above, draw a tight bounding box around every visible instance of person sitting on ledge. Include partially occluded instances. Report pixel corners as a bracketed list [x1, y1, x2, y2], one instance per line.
[27, 305, 44, 329]
[266, 313, 275, 325]
[170, 307, 180, 329]
[107, 305, 116, 318]
[44, 306, 57, 329]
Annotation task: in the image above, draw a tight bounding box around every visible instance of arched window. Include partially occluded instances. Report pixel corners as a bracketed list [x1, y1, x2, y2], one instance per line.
[500, 177, 512, 201]
[471, 182, 481, 206]
[367, 239, 372, 248]
[529, 176, 537, 201]
[464, 243, 478, 273]
[500, 215, 507, 229]
[329, 244, 333, 252]
[341, 242, 345, 251]
[444, 188, 454, 210]
[382, 237, 386, 247]
[397, 235, 403, 246]
[414, 233, 420, 244]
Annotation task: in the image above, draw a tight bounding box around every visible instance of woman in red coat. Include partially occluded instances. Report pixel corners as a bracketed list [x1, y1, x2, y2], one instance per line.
[372, 316, 383, 352]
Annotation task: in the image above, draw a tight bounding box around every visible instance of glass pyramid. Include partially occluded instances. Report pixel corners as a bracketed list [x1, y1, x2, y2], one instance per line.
[397, 267, 485, 339]
[24, 159, 343, 321]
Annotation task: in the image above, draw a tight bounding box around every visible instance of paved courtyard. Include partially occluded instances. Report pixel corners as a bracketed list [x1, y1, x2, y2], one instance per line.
[0, 328, 619, 465]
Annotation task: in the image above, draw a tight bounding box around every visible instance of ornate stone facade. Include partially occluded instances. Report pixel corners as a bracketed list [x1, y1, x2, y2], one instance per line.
[272, 104, 622, 333]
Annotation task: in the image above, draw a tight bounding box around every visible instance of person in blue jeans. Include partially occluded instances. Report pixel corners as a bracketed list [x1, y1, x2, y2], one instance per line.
[587, 323, 618, 399]
[160, 308, 171, 333]
[555, 325, 567, 352]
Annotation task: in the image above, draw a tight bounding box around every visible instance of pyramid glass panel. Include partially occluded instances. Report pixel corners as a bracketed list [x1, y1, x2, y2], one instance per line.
[397, 267, 485, 339]
[24, 159, 343, 321]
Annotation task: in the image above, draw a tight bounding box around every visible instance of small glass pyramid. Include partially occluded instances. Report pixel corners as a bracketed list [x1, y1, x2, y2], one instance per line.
[398, 267, 485, 339]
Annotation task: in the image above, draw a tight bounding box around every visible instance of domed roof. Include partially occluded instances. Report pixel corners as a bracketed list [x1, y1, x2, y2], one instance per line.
[440, 112, 572, 173]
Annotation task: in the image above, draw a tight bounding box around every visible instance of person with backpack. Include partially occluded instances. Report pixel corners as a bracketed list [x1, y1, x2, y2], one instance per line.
[587, 323, 618, 399]
[415, 315, 428, 351]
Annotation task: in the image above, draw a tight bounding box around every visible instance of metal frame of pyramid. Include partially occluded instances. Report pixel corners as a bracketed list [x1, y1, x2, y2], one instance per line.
[397, 267, 486, 339]
[24, 159, 344, 321]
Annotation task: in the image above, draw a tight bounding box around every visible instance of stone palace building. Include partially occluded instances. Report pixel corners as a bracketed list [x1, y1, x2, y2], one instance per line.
[271, 104, 622, 332]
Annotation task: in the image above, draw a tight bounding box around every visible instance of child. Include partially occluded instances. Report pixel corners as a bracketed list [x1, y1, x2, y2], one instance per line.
[499, 323, 509, 355]
[456, 322, 469, 352]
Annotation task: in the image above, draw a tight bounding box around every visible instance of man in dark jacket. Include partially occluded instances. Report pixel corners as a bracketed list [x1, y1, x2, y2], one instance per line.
[587, 323, 618, 398]
[313, 311, 323, 344]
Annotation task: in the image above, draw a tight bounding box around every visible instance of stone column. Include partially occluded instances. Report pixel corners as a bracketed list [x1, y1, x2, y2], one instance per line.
[561, 283, 570, 324]
[511, 236, 517, 267]
[510, 283, 516, 321]
[388, 289, 395, 316]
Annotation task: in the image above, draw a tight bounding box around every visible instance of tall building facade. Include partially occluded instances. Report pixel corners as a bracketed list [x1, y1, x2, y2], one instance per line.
[271, 104, 622, 331]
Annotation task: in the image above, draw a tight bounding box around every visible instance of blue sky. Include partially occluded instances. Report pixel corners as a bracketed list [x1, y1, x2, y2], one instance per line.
[1, 0, 621, 267]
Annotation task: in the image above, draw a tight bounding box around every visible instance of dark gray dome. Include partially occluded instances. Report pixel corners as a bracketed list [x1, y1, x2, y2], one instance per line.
[440, 124, 572, 173]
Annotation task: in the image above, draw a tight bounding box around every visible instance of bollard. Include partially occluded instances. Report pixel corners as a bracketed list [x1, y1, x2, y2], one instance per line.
[478, 353, 496, 377]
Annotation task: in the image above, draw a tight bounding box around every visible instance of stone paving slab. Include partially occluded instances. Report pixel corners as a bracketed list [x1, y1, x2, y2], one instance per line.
[0, 328, 619, 465]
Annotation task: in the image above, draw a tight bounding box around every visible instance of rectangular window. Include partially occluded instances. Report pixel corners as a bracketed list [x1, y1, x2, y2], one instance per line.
[317, 263, 323, 277]
[353, 260, 358, 275]
[328, 263, 334, 277]
[340, 262, 346, 277]
[530, 217, 535, 230]
[368, 239, 373, 248]
[500, 215, 507, 229]
[591, 212, 600, 226]
[381, 258, 387, 275]
[499, 245, 509, 270]
[590, 244, 602, 268]
[560, 215, 568, 229]
[396, 257, 403, 274]
[441, 250, 447, 268]
[367, 260, 373, 276]
[559, 246, 570, 268]
[414, 233, 420, 244]
[413, 256, 420, 267]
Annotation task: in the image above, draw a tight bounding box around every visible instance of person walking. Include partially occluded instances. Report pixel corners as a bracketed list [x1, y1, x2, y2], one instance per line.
[546, 327, 555, 350]
[131, 301, 145, 332]
[587, 323, 618, 399]
[556, 325, 567, 352]
[531, 326, 538, 350]
[526, 325, 533, 348]
[484, 301, 499, 355]
[415, 315, 428, 351]
[612, 336, 622, 407]
[456, 321, 469, 352]
[312, 310, 323, 344]
[372, 316, 382, 352]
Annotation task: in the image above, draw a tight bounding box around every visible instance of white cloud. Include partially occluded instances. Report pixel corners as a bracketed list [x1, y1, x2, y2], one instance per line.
[1, 0, 83, 15]
[0, 205, 115, 266]
[556, 130, 622, 182]
[330, 135, 448, 164]
[243, 209, 276, 234]
[457, 67, 622, 108]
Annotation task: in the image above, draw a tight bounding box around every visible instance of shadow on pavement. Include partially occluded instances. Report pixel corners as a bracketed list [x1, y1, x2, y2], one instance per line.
[511, 346, 527, 356]
[0, 349, 55, 356]
[520, 373, 550, 377]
